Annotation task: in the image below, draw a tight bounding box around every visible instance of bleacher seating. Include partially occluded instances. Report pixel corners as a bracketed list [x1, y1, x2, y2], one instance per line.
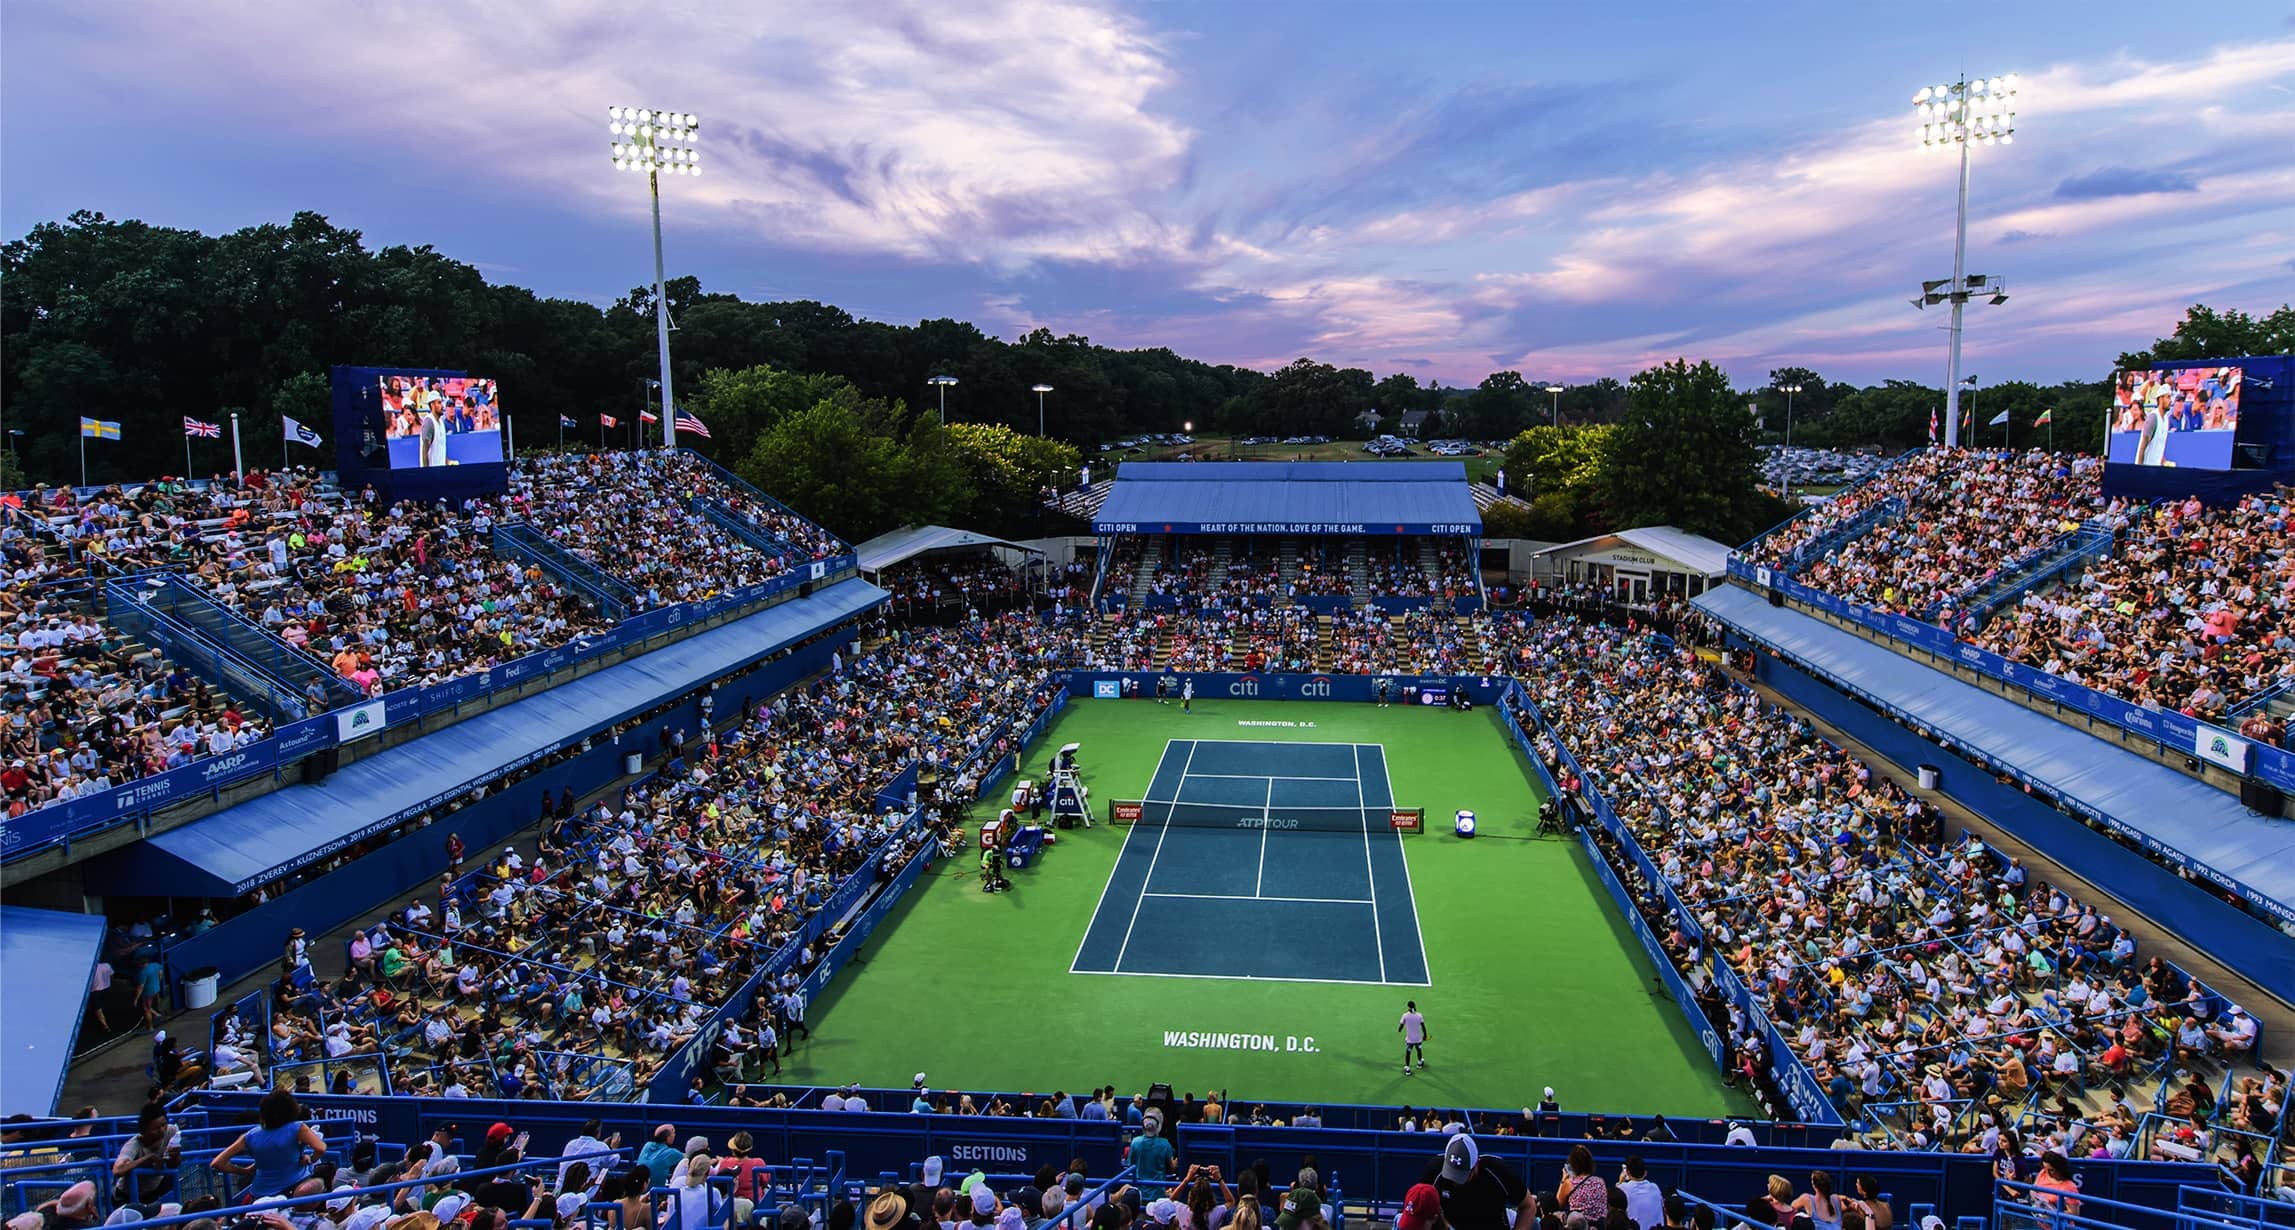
[1506, 616, 2281, 1177]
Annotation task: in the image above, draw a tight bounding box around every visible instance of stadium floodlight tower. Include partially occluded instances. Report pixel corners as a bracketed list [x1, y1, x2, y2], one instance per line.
[608, 105, 700, 449]
[1544, 385, 1564, 428]
[1031, 384, 1055, 437]
[1911, 73, 2017, 448]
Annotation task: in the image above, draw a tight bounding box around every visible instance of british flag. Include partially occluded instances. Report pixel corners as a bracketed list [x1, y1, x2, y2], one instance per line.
[183, 416, 222, 438]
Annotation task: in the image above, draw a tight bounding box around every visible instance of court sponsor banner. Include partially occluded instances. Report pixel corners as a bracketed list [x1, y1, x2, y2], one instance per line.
[1093, 678, 1122, 698]
[335, 698, 387, 743]
[2193, 723, 2252, 773]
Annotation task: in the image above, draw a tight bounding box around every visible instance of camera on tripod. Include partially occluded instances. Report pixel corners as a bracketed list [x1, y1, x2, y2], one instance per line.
[1535, 795, 1570, 838]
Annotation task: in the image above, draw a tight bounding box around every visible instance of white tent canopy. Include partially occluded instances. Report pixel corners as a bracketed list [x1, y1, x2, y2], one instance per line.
[853, 524, 1043, 574]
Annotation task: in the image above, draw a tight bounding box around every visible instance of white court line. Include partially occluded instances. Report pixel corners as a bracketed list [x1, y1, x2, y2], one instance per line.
[1110, 739, 1198, 973]
[1254, 775, 1272, 897]
[1144, 892, 1372, 905]
[1368, 741, 1435, 985]
[1080, 966, 1431, 989]
[1181, 773, 1361, 781]
[1069, 738, 1178, 975]
[1354, 743, 1387, 983]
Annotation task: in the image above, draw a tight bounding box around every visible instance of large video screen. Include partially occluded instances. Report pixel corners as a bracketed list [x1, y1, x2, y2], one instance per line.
[2107, 365, 2243, 469]
[379, 375, 504, 468]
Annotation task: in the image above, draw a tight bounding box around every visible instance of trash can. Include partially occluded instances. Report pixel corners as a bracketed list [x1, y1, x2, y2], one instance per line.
[183, 967, 221, 1010]
[1918, 764, 1941, 791]
[624, 751, 644, 776]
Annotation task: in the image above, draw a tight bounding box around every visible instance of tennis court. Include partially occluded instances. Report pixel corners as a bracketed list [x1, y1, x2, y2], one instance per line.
[1070, 739, 1429, 985]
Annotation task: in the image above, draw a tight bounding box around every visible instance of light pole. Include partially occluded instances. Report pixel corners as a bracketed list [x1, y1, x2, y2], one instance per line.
[609, 105, 700, 449]
[1031, 384, 1055, 437]
[929, 375, 959, 425]
[1777, 383, 1804, 497]
[1544, 385, 1564, 428]
[1911, 73, 2017, 448]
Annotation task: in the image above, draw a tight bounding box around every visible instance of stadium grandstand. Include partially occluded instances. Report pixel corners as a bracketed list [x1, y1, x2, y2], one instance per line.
[8, 427, 2294, 1230]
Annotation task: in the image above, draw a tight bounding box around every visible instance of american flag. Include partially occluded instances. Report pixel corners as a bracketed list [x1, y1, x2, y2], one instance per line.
[673, 412, 712, 439]
[183, 416, 222, 438]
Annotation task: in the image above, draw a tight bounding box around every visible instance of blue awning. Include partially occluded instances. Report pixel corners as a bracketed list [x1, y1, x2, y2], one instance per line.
[1695, 584, 2295, 919]
[0, 906, 107, 1115]
[1093, 461, 1480, 535]
[100, 579, 885, 896]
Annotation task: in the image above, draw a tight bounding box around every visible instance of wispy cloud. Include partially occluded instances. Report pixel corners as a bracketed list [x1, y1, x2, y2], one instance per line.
[2054, 166, 2199, 199]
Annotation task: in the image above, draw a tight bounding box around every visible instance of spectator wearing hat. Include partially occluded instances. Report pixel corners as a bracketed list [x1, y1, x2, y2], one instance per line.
[1129, 1110, 1174, 1183]
[666, 1154, 725, 1230]
[1395, 1185, 1444, 1230]
[1419, 1135, 1527, 1230]
[713, 1132, 770, 1220]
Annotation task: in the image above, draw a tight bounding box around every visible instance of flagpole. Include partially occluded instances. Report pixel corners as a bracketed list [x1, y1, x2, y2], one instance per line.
[186, 427, 193, 481]
[505, 415, 515, 462]
[231, 411, 244, 483]
[79, 428, 86, 488]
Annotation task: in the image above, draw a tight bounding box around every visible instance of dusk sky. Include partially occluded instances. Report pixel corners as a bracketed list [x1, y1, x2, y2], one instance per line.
[5, 1, 2291, 389]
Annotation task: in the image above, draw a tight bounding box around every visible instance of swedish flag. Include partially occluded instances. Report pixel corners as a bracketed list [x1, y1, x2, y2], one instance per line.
[79, 417, 121, 440]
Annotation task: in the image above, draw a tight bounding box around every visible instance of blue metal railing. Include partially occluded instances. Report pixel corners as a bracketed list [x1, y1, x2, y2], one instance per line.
[1932, 522, 2116, 627]
[692, 494, 802, 557]
[117, 574, 365, 711]
[673, 448, 847, 551]
[492, 521, 641, 621]
[101, 578, 316, 724]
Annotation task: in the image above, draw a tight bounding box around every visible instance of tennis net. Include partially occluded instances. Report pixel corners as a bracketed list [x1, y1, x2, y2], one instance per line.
[1111, 800, 1422, 834]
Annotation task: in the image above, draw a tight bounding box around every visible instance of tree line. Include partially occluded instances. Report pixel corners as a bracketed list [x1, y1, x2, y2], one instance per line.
[5, 209, 2285, 544]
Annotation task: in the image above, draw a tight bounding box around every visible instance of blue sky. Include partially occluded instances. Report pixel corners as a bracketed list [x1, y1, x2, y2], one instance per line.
[4, 1, 2291, 389]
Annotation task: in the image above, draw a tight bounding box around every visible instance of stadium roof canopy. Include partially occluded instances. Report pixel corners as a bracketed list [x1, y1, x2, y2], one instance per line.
[95, 579, 886, 897]
[854, 524, 1042, 573]
[1091, 461, 1480, 536]
[0, 905, 106, 1115]
[1532, 526, 1733, 577]
[1696, 584, 2295, 938]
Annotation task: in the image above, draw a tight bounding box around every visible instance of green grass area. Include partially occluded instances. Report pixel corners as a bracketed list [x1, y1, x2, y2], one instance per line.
[785, 698, 1753, 1119]
[1114, 436, 1504, 485]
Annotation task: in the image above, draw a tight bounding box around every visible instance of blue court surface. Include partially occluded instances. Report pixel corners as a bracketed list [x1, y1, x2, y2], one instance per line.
[1071, 739, 1429, 985]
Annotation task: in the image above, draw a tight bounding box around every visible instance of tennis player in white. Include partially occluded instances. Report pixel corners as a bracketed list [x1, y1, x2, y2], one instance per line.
[1399, 1000, 1429, 1075]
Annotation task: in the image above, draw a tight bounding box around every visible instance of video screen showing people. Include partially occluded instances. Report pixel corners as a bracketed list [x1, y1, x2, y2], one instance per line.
[2107, 365, 2242, 469]
[379, 375, 504, 468]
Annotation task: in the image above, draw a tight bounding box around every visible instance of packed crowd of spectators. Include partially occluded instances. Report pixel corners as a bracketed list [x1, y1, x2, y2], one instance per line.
[1784, 450, 2110, 616]
[879, 559, 1036, 625]
[195, 614, 1067, 1108]
[1507, 616, 2275, 1175]
[507, 453, 841, 606]
[1213, 555, 1284, 606]
[1962, 490, 2295, 723]
[0, 454, 848, 818]
[1748, 450, 2110, 616]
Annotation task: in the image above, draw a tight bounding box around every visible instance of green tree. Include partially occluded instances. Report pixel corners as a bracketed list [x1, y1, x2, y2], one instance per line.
[737, 398, 906, 541]
[687, 365, 866, 464]
[1499, 424, 1614, 539]
[1460, 371, 1535, 439]
[1600, 359, 1767, 542]
[947, 422, 1081, 531]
